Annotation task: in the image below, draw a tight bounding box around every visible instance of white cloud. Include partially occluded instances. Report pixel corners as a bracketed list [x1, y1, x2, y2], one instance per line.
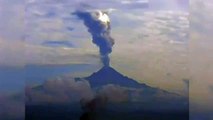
[99, 85, 129, 102]
[109, 10, 189, 95]
[26, 78, 94, 103]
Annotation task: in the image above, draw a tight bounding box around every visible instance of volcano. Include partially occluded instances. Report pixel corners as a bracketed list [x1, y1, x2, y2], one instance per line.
[80, 66, 188, 112]
[75, 66, 188, 105]
[83, 66, 149, 88]
[80, 66, 173, 95]
[26, 66, 189, 120]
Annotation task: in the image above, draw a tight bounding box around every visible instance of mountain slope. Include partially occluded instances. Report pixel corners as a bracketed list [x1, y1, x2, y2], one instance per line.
[82, 66, 188, 105]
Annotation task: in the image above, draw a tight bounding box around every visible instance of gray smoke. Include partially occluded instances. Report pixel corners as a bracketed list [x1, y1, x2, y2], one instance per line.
[73, 10, 114, 67]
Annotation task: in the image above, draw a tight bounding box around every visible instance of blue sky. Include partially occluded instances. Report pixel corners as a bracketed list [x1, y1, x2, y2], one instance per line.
[2, 0, 211, 119]
[0, 0, 188, 66]
[0, 0, 189, 94]
[2, 0, 213, 119]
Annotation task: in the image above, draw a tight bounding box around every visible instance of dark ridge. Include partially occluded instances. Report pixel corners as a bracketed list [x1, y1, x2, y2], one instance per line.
[26, 104, 189, 120]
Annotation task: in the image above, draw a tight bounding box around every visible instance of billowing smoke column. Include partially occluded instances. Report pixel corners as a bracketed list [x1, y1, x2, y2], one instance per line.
[73, 10, 114, 67]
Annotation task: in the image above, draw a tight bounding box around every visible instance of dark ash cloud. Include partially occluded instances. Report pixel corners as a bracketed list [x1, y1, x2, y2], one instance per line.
[73, 10, 114, 67]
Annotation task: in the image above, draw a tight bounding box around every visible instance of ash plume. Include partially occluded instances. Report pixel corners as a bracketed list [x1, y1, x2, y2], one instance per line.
[73, 10, 114, 67]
